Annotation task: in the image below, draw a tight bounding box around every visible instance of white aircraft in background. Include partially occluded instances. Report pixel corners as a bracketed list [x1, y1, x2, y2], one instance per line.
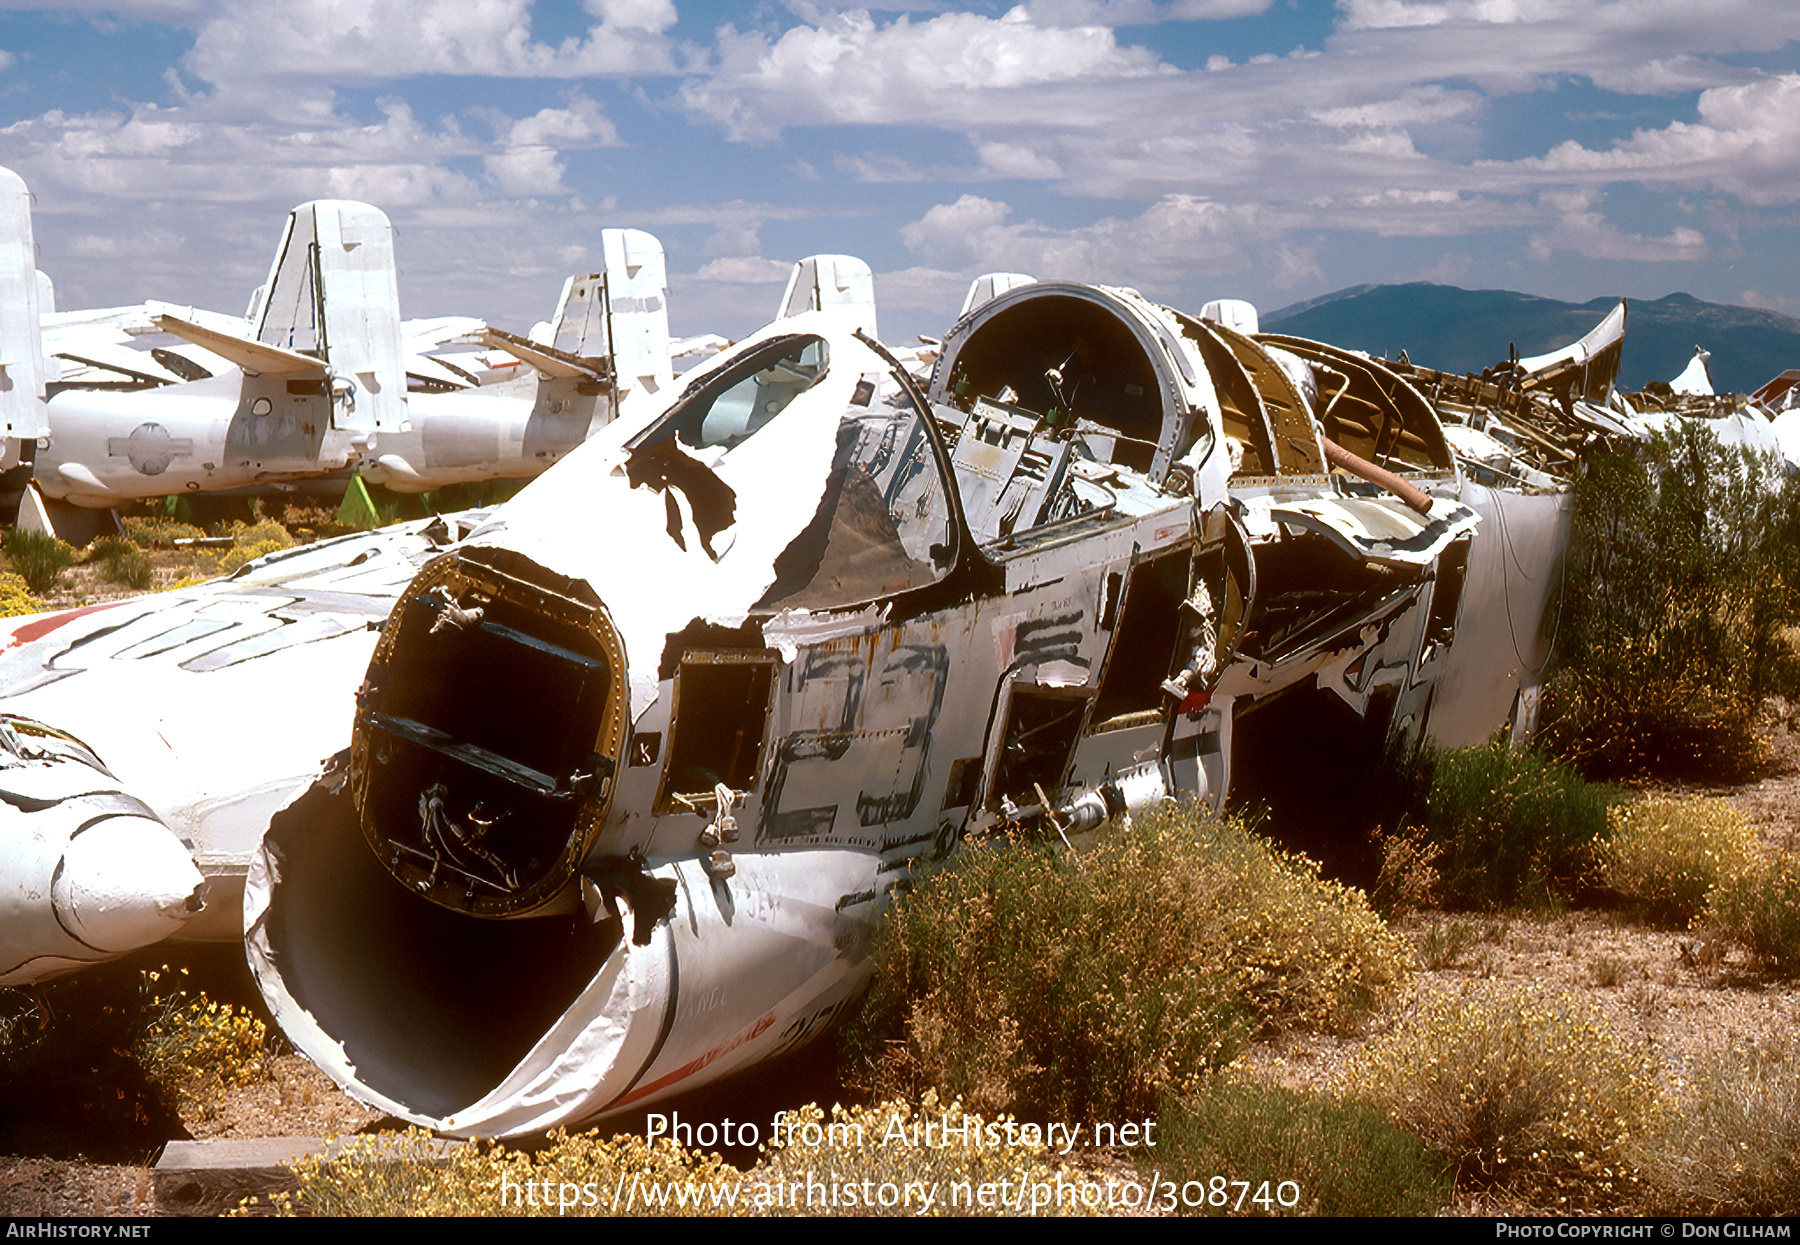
[25, 197, 678, 540]
[0, 170, 50, 482]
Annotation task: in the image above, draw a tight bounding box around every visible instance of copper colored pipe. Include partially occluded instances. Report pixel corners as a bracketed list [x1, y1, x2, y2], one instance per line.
[1320, 435, 1434, 515]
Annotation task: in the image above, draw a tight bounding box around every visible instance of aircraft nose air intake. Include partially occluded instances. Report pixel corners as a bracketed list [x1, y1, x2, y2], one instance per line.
[53, 816, 206, 953]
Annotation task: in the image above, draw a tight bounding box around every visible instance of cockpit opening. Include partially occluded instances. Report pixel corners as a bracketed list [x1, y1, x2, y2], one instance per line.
[937, 291, 1171, 473]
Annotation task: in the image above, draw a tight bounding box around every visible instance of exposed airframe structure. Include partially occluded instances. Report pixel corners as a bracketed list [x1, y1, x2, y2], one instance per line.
[230, 280, 1592, 1136]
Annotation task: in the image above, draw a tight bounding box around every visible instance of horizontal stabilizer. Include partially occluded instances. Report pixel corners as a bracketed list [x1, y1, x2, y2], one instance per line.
[154, 313, 328, 376]
[478, 327, 605, 381]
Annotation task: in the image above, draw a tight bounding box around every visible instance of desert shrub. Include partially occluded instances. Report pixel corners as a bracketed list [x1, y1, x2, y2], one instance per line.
[0, 570, 45, 617]
[1148, 1074, 1451, 1217]
[85, 535, 156, 590]
[1346, 981, 1659, 1200]
[1542, 420, 1800, 781]
[133, 967, 274, 1121]
[184, 518, 299, 576]
[1410, 742, 1622, 910]
[1600, 796, 1759, 928]
[844, 803, 1412, 1123]
[1633, 1045, 1800, 1214]
[122, 515, 206, 548]
[1, 528, 76, 594]
[278, 1127, 738, 1218]
[1704, 848, 1800, 976]
[1588, 954, 1631, 987]
[1370, 825, 1441, 919]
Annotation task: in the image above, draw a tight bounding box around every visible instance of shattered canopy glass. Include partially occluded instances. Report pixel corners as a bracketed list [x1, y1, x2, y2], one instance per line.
[626, 333, 959, 612]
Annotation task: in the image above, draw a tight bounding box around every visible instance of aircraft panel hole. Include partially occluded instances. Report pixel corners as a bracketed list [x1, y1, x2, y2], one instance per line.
[358, 571, 622, 915]
[990, 687, 1088, 810]
[264, 783, 617, 1119]
[657, 655, 776, 811]
[1092, 549, 1190, 724]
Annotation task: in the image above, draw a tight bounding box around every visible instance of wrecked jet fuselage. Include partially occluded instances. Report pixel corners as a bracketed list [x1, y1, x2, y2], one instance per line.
[251, 282, 1556, 1137]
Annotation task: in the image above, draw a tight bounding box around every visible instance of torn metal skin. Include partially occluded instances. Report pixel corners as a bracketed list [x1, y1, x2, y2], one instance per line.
[245, 282, 1569, 1138]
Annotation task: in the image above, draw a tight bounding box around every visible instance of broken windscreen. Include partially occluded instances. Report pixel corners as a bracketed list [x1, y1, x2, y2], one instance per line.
[630, 334, 828, 455]
[756, 374, 959, 612]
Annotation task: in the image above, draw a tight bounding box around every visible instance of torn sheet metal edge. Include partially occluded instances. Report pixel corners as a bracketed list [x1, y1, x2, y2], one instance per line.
[1267, 496, 1479, 567]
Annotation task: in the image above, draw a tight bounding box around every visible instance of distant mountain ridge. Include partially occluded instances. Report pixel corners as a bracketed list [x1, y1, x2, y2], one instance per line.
[1262, 283, 1800, 396]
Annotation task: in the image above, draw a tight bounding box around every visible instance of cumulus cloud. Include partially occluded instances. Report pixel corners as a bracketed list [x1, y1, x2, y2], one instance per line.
[1511, 74, 1800, 205]
[975, 140, 1064, 179]
[183, 0, 681, 94]
[484, 95, 621, 195]
[677, 7, 1172, 141]
[899, 192, 1268, 288]
[1527, 188, 1709, 261]
[1022, 0, 1272, 22]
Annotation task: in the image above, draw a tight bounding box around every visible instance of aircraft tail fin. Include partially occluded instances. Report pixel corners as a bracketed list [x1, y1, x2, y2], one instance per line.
[778, 255, 877, 338]
[0, 169, 48, 447]
[252, 200, 406, 432]
[548, 228, 672, 402]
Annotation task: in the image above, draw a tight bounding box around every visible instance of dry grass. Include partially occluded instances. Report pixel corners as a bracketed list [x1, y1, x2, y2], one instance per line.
[1601, 796, 1760, 928]
[1346, 981, 1660, 1203]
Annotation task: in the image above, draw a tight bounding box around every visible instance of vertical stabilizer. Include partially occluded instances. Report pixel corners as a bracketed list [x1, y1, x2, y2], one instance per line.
[598, 228, 672, 400]
[34, 270, 58, 386]
[778, 255, 877, 338]
[0, 170, 47, 448]
[253, 201, 406, 433]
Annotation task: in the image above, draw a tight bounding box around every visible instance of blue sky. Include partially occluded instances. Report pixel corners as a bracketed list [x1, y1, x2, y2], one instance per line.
[1, 1, 1797, 348]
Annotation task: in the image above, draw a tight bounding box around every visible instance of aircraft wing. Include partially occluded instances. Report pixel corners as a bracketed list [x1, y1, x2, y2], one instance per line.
[46, 325, 186, 385]
[403, 315, 487, 353]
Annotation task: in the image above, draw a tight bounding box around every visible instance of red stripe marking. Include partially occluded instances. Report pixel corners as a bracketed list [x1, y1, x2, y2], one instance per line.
[0, 600, 128, 651]
[613, 1011, 778, 1108]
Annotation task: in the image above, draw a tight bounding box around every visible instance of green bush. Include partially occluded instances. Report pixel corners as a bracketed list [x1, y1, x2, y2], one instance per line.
[843, 803, 1413, 1124]
[86, 535, 156, 591]
[1704, 849, 1800, 976]
[1633, 1045, 1800, 1215]
[1416, 918, 1503, 970]
[1, 528, 76, 594]
[1147, 1075, 1452, 1216]
[1601, 796, 1759, 928]
[1543, 420, 1800, 780]
[1410, 742, 1622, 910]
[1346, 982, 1659, 1200]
